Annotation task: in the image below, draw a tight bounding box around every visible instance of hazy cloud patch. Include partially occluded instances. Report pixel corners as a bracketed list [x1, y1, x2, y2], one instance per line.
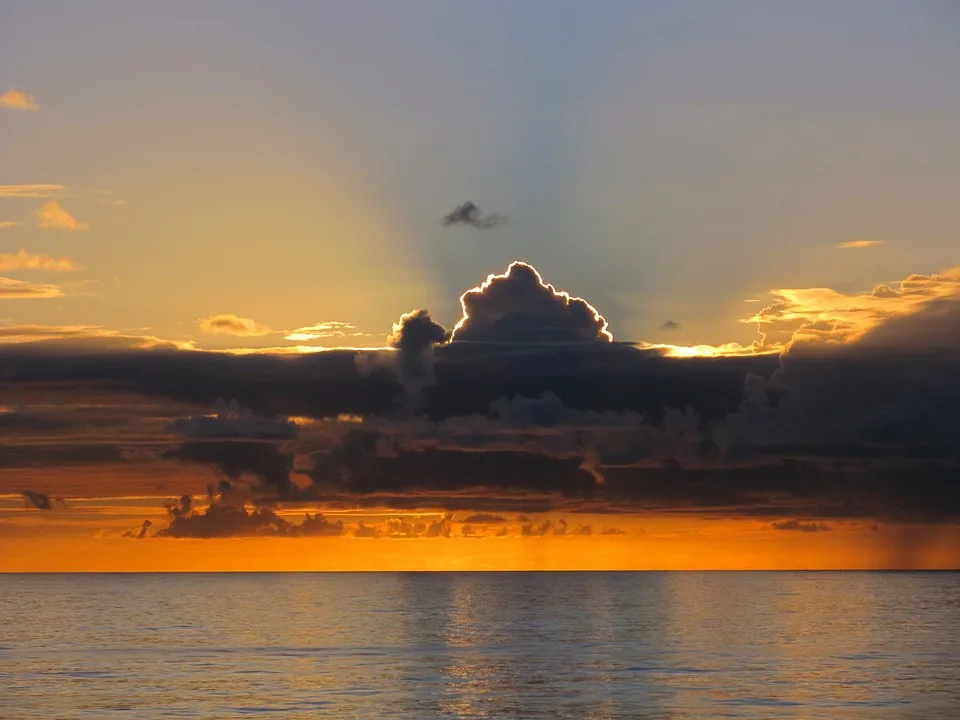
[0, 277, 62, 299]
[0, 88, 39, 111]
[0, 249, 78, 272]
[34, 201, 88, 231]
[199, 314, 273, 337]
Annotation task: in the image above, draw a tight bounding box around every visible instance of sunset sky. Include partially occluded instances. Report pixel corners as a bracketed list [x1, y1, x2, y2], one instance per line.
[2, 1, 959, 570]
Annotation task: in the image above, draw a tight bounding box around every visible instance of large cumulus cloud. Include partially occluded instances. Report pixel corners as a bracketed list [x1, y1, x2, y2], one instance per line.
[450, 262, 613, 344]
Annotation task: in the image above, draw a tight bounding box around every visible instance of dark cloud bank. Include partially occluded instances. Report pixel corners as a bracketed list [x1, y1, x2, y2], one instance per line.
[1, 262, 959, 538]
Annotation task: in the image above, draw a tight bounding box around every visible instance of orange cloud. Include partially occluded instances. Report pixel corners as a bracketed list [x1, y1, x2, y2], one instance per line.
[0, 185, 68, 199]
[0, 88, 39, 111]
[834, 240, 887, 249]
[0, 249, 78, 272]
[199, 313, 274, 337]
[745, 265, 960, 350]
[34, 201, 89, 231]
[0, 277, 62, 299]
[0, 222, 20, 229]
[0, 322, 195, 349]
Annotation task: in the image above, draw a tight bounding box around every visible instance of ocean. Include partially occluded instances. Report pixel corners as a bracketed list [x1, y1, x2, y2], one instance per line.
[1, 572, 958, 718]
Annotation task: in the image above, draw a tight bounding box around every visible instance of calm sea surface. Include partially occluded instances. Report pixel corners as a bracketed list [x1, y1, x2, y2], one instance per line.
[1, 572, 959, 719]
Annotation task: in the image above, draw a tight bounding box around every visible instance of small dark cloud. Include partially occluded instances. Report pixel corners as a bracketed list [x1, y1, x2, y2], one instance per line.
[123, 519, 153, 539]
[771, 519, 832, 533]
[599, 527, 626, 535]
[156, 487, 344, 538]
[660, 320, 681, 331]
[442, 201, 506, 230]
[22, 490, 64, 510]
[388, 309, 448, 407]
[463, 513, 505, 524]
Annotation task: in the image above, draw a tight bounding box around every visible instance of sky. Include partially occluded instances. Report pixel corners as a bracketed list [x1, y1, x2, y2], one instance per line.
[1, 1, 959, 570]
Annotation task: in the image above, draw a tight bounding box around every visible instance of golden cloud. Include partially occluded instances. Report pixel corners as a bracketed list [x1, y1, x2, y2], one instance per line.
[0, 277, 63, 299]
[0, 88, 39, 111]
[34, 201, 89, 231]
[834, 240, 887, 250]
[284, 321, 359, 342]
[0, 322, 195, 349]
[744, 265, 960, 350]
[0, 222, 20, 229]
[0, 249, 78, 272]
[0, 185, 68, 199]
[199, 314, 274, 337]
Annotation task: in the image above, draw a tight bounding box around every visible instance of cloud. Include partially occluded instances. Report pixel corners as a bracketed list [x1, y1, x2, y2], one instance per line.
[0, 277, 62, 299]
[388, 309, 448, 407]
[462, 513, 506, 524]
[771, 519, 832, 532]
[744, 265, 960, 351]
[123, 520, 153, 539]
[442, 201, 506, 229]
[0, 88, 39, 111]
[199, 314, 274, 337]
[34, 201, 89, 231]
[0, 249, 78, 272]
[834, 240, 887, 250]
[170, 399, 298, 440]
[164, 441, 298, 502]
[660, 320, 681, 331]
[0, 323, 192, 349]
[0, 185, 68, 199]
[0, 222, 20, 229]
[285, 321, 359, 341]
[450, 261, 613, 343]
[3, 261, 960, 528]
[156, 487, 346, 538]
[22, 490, 65, 510]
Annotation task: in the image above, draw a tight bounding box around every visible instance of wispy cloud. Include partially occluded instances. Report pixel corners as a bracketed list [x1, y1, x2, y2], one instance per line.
[88, 189, 127, 206]
[199, 314, 274, 337]
[0, 249, 78, 272]
[285, 321, 361, 341]
[0, 88, 39, 111]
[834, 240, 887, 250]
[34, 201, 89, 231]
[0, 185, 68, 199]
[0, 277, 62, 299]
[0, 221, 20, 229]
[0, 322, 195, 349]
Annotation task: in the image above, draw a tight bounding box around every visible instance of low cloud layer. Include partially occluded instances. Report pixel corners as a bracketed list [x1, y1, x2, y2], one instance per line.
[442, 201, 506, 229]
[1, 261, 959, 540]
